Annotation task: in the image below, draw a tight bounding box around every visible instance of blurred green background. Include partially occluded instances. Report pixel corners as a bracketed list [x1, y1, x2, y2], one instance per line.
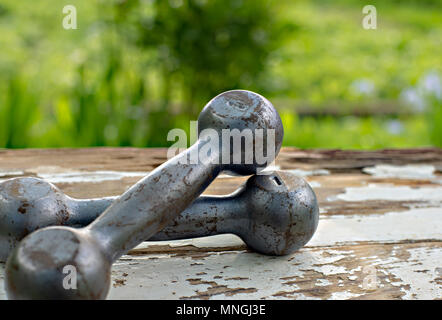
[0, 0, 441, 149]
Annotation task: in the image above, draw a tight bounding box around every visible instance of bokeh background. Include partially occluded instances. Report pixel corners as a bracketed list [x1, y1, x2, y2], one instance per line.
[0, 0, 441, 149]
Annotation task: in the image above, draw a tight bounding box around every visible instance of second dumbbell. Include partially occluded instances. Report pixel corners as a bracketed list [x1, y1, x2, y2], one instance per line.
[0, 171, 318, 258]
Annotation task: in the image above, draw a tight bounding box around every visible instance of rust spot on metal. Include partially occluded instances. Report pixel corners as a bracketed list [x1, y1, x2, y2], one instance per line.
[18, 202, 29, 214]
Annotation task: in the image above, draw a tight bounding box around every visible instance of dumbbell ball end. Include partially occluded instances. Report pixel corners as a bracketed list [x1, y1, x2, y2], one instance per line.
[5, 227, 111, 300]
[198, 90, 284, 175]
[240, 172, 319, 255]
[0, 177, 114, 262]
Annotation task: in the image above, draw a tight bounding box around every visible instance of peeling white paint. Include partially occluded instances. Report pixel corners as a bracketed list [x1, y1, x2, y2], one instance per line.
[349, 266, 362, 274]
[136, 234, 246, 251]
[308, 181, 321, 188]
[309, 265, 348, 276]
[329, 291, 363, 300]
[382, 246, 442, 299]
[330, 184, 442, 202]
[0, 170, 25, 180]
[37, 170, 148, 184]
[107, 248, 353, 300]
[0, 241, 440, 300]
[362, 164, 437, 180]
[316, 279, 332, 286]
[285, 169, 330, 177]
[108, 244, 441, 300]
[0, 162, 439, 300]
[310, 207, 442, 246]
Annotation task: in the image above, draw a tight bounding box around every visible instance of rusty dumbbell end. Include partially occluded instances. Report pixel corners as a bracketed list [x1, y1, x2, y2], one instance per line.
[5, 90, 283, 300]
[0, 170, 318, 259]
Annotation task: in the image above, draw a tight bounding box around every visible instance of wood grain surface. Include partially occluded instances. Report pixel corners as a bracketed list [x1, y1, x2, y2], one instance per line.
[0, 147, 440, 300]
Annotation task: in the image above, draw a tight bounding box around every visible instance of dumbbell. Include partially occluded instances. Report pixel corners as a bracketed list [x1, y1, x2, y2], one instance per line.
[0, 176, 116, 262]
[0, 170, 319, 260]
[5, 90, 284, 300]
[151, 171, 319, 255]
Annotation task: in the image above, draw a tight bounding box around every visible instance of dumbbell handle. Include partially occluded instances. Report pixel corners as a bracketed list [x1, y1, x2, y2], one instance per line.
[85, 141, 220, 261]
[68, 197, 115, 226]
[68, 188, 245, 240]
[151, 191, 247, 241]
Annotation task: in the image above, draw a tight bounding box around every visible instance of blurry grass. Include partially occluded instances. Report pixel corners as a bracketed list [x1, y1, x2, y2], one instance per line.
[0, 0, 440, 149]
[280, 113, 432, 149]
[271, 0, 442, 106]
[427, 98, 442, 147]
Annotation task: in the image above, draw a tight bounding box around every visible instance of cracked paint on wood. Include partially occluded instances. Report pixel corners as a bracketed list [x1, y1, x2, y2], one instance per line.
[0, 148, 440, 299]
[105, 241, 441, 300]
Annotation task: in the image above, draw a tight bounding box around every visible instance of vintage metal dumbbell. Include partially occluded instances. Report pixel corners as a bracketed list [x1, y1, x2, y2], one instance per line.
[5, 90, 284, 300]
[0, 177, 115, 262]
[151, 171, 319, 255]
[0, 170, 319, 260]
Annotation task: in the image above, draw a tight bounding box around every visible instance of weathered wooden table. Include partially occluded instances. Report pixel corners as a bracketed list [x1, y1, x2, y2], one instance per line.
[0, 148, 441, 300]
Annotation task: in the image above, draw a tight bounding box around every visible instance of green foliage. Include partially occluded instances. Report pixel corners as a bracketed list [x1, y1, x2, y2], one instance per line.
[427, 98, 442, 147]
[0, 0, 440, 149]
[280, 113, 431, 149]
[269, 0, 442, 106]
[114, 0, 284, 115]
[0, 74, 40, 148]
